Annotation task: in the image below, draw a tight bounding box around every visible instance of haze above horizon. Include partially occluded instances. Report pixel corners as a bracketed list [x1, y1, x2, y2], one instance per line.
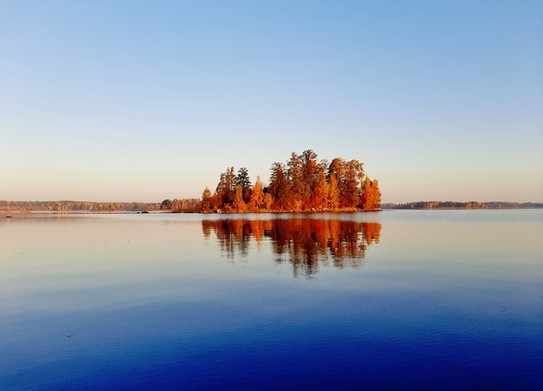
[1, 1, 542, 203]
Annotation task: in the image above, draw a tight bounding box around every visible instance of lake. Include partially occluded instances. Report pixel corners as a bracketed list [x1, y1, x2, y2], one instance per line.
[1, 210, 542, 390]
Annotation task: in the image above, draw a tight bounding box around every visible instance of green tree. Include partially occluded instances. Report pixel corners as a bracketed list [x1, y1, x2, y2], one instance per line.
[236, 167, 252, 202]
[236, 167, 251, 189]
[160, 199, 173, 210]
[215, 167, 237, 207]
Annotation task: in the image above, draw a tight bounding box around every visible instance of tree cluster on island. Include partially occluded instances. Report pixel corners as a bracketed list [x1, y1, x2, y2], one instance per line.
[199, 149, 381, 213]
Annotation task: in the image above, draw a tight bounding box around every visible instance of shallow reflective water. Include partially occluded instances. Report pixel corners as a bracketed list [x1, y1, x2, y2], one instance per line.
[1, 210, 542, 390]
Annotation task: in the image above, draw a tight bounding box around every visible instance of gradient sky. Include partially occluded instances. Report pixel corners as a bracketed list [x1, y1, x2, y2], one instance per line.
[1, 0, 542, 203]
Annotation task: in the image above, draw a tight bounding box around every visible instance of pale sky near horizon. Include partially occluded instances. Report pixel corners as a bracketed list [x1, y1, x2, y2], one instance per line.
[1, 1, 542, 203]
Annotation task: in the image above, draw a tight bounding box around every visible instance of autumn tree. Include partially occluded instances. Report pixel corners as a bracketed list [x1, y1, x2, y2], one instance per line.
[361, 178, 381, 211]
[233, 185, 247, 212]
[328, 172, 340, 210]
[264, 193, 273, 211]
[210, 193, 222, 211]
[300, 149, 319, 209]
[200, 187, 213, 213]
[328, 158, 364, 208]
[311, 169, 329, 210]
[172, 198, 200, 213]
[287, 152, 303, 208]
[249, 175, 264, 210]
[268, 162, 289, 210]
[344, 159, 365, 208]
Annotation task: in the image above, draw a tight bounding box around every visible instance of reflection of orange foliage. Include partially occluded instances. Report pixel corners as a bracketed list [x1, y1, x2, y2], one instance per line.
[251, 219, 264, 242]
[363, 222, 381, 244]
[201, 218, 382, 277]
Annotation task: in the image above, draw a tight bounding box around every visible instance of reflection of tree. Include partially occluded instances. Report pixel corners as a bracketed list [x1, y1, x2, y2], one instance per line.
[202, 219, 381, 277]
[202, 219, 252, 259]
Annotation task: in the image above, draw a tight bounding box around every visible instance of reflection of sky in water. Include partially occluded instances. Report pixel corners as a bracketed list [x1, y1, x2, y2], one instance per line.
[0, 211, 542, 389]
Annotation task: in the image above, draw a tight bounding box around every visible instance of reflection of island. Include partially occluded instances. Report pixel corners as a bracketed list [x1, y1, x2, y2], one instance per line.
[202, 219, 381, 277]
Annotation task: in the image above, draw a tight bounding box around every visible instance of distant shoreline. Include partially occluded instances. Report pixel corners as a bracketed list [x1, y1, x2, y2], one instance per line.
[381, 201, 543, 210]
[1, 199, 542, 216]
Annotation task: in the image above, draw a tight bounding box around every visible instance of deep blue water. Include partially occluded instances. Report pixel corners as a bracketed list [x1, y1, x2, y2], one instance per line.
[1, 210, 542, 390]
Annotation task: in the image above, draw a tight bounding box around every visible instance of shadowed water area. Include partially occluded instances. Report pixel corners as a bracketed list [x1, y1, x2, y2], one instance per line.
[0, 210, 542, 390]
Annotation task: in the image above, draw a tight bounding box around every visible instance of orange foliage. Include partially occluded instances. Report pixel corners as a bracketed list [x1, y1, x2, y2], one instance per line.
[361, 178, 381, 211]
[201, 150, 380, 213]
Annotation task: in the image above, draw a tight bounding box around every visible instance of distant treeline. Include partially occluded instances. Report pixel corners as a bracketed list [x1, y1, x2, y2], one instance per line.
[1, 198, 205, 213]
[0, 200, 161, 212]
[382, 201, 543, 209]
[201, 149, 381, 213]
[160, 198, 201, 213]
[4, 199, 540, 213]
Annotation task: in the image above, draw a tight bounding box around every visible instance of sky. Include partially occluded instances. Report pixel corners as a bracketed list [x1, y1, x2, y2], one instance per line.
[1, 0, 542, 203]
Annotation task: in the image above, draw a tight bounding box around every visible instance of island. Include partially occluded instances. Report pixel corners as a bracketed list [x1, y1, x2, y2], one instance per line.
[197, 149, 381, 213]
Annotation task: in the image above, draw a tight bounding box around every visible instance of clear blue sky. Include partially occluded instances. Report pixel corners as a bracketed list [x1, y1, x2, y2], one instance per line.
[1, 0, 542, 203]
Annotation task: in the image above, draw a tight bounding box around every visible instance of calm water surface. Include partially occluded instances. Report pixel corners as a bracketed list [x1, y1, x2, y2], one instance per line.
[1, 210, 542, 390]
